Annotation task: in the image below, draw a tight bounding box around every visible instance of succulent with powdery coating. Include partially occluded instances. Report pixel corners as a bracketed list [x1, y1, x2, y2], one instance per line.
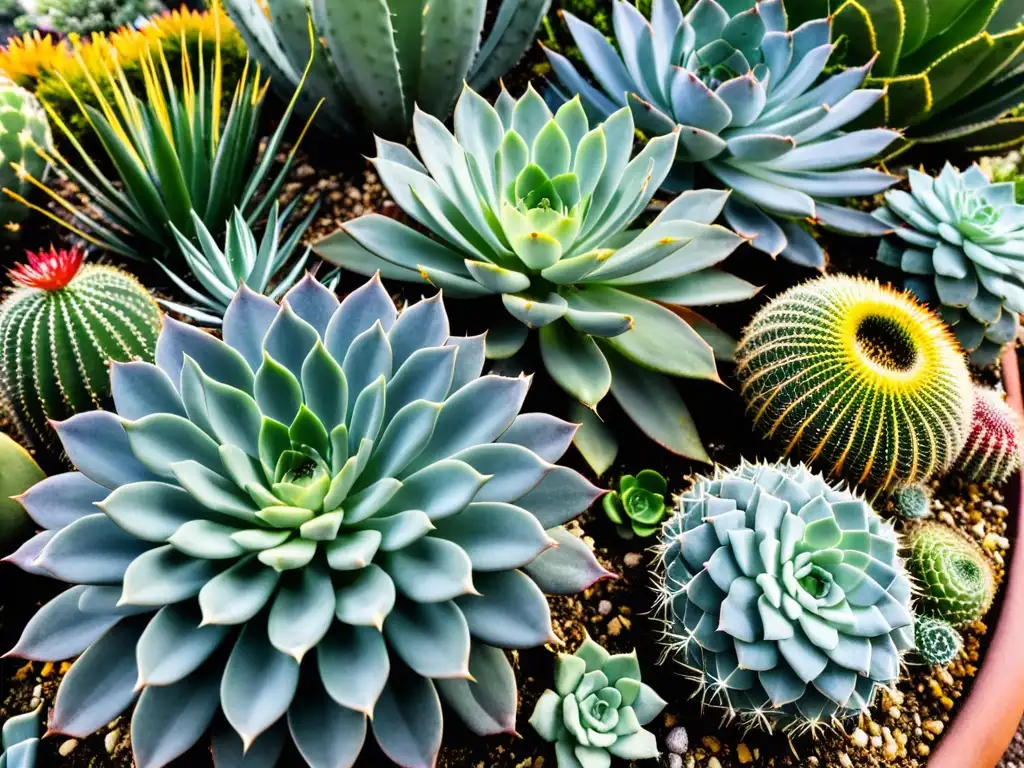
[0, 704, 41, 768]
[543, 0, 900, 268]
[2, 274, 612, 768]
[957, 386, 1024, 485]
[914, 617, 963, 667]
[736, 275, 972, 493]
[906, 521, 996, 627]
[528, 632, 666, 768]
[0, 76, 50, 228]
[875, 163, 1024, 364]
[893, 484, 931, 521]
[0, 247, 161, 450]
[656, 461, 915, 733]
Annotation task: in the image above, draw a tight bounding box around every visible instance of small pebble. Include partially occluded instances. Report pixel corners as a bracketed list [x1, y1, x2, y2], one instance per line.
[105, 728, 120, 754]
[924, 719, 945, 735]
[702, 735, 721, 753]
[707, 758, 722, 768]
[736, 743, 753, 764]
[597, 600, 612, 617]
[667, 754, 683, 768]
[838, 753, 853, 768]
[665, 726, 689, 754]
[623, 552, 642, 568]
[59, 739, 79, 757]
[851, 728, 868, 748]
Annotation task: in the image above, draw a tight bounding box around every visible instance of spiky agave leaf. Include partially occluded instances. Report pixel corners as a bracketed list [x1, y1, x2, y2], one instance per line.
[316, 83, 755, 473]
[544, 0, 901, 268]
[3, 273, 613, 768]
[655, 461, 915, 735]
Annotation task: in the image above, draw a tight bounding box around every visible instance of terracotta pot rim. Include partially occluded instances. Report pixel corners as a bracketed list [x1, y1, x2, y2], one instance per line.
[930, 345, 1024, 768]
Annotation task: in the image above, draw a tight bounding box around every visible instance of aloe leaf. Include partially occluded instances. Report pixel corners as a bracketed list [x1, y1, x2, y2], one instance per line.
[417, 0, 486, 118]
[470, 0, 550, 89]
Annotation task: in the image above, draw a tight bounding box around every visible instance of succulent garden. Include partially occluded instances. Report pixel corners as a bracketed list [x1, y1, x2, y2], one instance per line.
[2, 1, 1024, 768]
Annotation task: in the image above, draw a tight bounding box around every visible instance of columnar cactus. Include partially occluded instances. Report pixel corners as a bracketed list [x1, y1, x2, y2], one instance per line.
[0, 76, 50, 228]
[0, 247, 161, 450]
[528, 633, 666, 768]
[657, 461, 915, 732]
[0, 705, 41, 768]
[914, 617, 963, 667]
[906, 522, 996, 627]
[3, 274, 613, 768]
[957, 386, 1024, 486]
[736, 275, 972, 492]
[893, 484, 932, 521]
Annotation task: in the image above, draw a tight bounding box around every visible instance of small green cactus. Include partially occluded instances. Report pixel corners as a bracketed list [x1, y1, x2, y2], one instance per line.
[958, 386, 1024, 486]
[914, 617, 963, 667]
[0, 432, 43, 546]
[603, 469, 667, 538]
[907, 522, 996, 627]
[0, 76, 50, 228]
[893, 484, 931, 521]
[0, 247, 161, 449]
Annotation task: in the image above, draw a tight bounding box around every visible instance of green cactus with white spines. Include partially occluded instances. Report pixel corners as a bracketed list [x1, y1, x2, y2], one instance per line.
[0, 247, 161, 450]
[0, 76, 50, 228]
[736, 275, 973, 492]
[914, 617, 963, 667]
[907, 522, 996, 627]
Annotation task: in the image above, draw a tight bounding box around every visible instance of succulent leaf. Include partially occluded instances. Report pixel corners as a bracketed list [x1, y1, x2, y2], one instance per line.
[0, 704, 42, 768]
[602, 469, 668, 538]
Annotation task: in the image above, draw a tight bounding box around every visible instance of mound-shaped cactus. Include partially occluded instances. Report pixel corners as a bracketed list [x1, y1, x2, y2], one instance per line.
[3, 274, 612, 768]
[907, 522, 996, 627]
[0, 704, 41, 768]
[958, 386, 1024, 485]
[529, 632, 666, 768]
[736, 275, 972, 492]
[657, 461, 914, 732]
[914, 617, 963, 667]
[893, 484, 931, 521]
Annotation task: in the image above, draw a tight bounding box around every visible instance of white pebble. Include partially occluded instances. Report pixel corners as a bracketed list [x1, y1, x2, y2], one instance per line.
[665, 726, 689, 754]
[105, 728, 121, 753]
[598, 600, 612, 616]
[667, 754, 683, 768]
[59, 739, 79, 757]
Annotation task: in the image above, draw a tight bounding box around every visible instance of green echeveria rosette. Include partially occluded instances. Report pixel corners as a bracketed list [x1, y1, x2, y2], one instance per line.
[0, 704, 41, 768]
[906, 521, 996, 628]
[874, 163, 1024, 365]
[543, 0, 900, 268]
[316, 84, 756, 473]
[913, 617, 962, 668]
[2, 274, 613, 768]
[529, 633, 666, 768]
[656, 461, 914, 733]
[892, 484, 931, 521]
[603, 469, 667, 538]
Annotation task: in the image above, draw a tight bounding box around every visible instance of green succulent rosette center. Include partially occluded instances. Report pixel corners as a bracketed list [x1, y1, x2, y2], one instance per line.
[955, 187, 1000, 237]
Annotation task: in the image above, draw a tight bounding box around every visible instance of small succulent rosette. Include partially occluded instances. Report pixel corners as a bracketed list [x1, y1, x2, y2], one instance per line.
[529, 633, 667, 768]
[603, 470, 668, 538]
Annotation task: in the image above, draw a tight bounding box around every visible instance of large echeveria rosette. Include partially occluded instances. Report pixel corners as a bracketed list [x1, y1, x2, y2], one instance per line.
[315, 84, 755, 473]
[2, 274, 613, 768]
[544, 0, 901, 268]
[656, 462, 914, 731]
[874, 163, 1024, 364]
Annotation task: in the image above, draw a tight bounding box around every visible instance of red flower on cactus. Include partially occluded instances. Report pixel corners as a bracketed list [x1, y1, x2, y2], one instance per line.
[8, 246, 84, 291]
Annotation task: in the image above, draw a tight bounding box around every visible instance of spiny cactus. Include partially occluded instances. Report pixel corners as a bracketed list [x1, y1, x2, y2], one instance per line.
[0, 76, 50, 228]
[914, 617, 963, 667]
[4, 274, 613, 768]
[0, 704, 41, 768]
[736, 275, 972, 492]
[656, 461, 914, 734]
[893, 484, 932, 521]
[528, 632, 666, 768]
[603, 469, 668, 539]
[0, 247, 161, 450]
[958, 386, 1024, 486]
[906, 522, 996, 627]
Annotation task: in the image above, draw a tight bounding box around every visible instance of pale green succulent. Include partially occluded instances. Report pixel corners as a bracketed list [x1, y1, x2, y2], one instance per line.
[875, 162, 1024, 364]
[657, 461, 915, 733]
[914, 617, 962, 667]
[0, 705, 41, 768]
[529, 633, 666, 768]
[316, 84, 754, 473]
[906, 522, 996, 627]
[3, 274, 613, 768]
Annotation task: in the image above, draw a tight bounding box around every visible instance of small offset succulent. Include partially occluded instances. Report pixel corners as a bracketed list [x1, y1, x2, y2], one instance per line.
[157, 201, 331, 325]
[603, 469, 667, 538]
[657, 461, 915, 732]
[0, 247, 161, 450]
[0, 76, 50, 228]
[914, 616, 963, 667]
[957, 386, 1024, 485]
[906, 522, 996, 627]
[0, 432, 44, 546]
[875, 163, 1024, 364]
[529, 632, 666, 768]
[737, 275, 972, 492]
[317, 84, 754, 471]
[892, 484, 932, 521]
[223, 0, 550, 138]
[0, 705, 41, 768]
[4, 274, 613, 768]
[544, 0, 900, 268]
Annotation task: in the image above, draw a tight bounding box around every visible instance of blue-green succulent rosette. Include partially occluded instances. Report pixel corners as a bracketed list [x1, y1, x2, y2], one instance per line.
[1, 705, 42, 768]
[2, 274, 614, 768]
[544, 0, 901, 268]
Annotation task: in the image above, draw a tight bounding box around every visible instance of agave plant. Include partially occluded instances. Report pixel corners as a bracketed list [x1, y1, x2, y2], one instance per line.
[3, 274, 615, 768]
[223, 0, 550, 138]
[316, 84, 754, 473]
[157, 200, 334, 325]
[7, 15, 316, 260]
[789, 0, 1024, 153]
[656, 461, 915, 733]
[543, 0, 900, 268]
[875, 163, 1024, 364]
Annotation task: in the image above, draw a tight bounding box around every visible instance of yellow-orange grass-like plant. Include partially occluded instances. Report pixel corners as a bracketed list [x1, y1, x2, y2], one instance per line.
[736, 275, 973, 492]
[2, 9, 319, 260]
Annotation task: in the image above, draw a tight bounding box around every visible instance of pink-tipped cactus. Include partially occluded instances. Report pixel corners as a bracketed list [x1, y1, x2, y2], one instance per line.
[958, 386, 1024, 485]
